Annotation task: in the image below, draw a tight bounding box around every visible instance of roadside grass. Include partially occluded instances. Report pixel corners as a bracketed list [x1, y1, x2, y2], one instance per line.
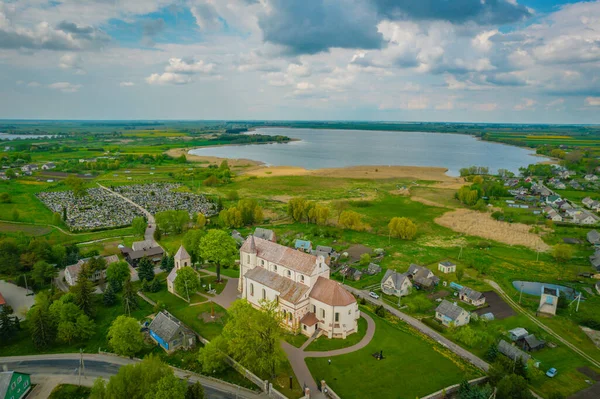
[48, 384, 91, 399]
[283, 332, 309, 348]
[305, 316, 368, 352]
[305, 309, 481, 399]
[0, 293, 152, 356]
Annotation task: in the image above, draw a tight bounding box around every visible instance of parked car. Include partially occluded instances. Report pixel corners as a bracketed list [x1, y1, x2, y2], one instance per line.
[546, 368, 557, 378]
[369, 291, 380, 299]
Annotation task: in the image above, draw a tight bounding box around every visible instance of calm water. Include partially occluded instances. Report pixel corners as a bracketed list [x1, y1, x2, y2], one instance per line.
[0, 133, 53, 140]
[190, 128, 547, 176]
[512, 281, 581, 300]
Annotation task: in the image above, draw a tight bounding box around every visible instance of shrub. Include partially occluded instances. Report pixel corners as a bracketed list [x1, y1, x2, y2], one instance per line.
[374, 305, 386, 317]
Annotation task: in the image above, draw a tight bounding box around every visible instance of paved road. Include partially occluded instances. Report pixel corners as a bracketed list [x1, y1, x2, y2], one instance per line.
[486, 279, 600, 369]
[343, 285, 490, 372]
[282, 313, 376, 398]
[0, 354, 265, 399]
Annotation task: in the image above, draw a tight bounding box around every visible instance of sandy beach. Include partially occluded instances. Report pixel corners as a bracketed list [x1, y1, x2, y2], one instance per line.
[168, 147, 464, 182]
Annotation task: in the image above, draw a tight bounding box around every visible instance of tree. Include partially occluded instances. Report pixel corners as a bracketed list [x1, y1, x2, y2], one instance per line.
[333, 200, 348, 223]
[485, 343, 498, 362]
[160, 255, 170, 272]
[174, 267, 201, 301]
[388, 217, 417, 240]
[107, 315, 144, 357]
[31, 260, 57, 287]
[103, 283, 117, 306]
[456, 185, 481, 206]
[196, 213, 207, 229]
[132, 217, 147, 237]
[28, 293, 55, 349]
[456, 268, 464, 283]
[199, 230, 238, 282]
[288, 197, 309, 223]
[155, 210, 190, 234]
[185, 382, 205, 399]
[359, 253, 371, 267]
[0, 192, 11, 203]
[149, 277, 161, 293]
[198, 337, 227, 374]
[184, 229, 204, 265]
[122, 279, 139, 315]
[496, 375, 533, 399]
[91, 355, 180, 399]
[338, 210, 365, 231]
[138, 257, 155, 282]
[0, 305, 20, 344]
[71, 268, 94, 317]
[106, 261, 131, 292]
[146, 374, 187, 399]
[65, 176, 86, 197]
[219, 207, 243, 228]
[552, 244, 574, 264]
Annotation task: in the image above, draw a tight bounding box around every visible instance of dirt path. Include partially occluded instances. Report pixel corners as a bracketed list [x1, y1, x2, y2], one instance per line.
[435, 209, 550, 251]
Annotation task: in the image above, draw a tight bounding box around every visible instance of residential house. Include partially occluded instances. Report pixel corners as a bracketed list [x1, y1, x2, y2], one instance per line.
[538, 286, 559, 316]
[132, 240, 156, 252]
[521, 334, 545, 352]
[532, 185, 552, 197]
[167, 245, 192, 295]
[458, 287, 486, 306]
[546, 210, 563, 222]
[435, 300, 470, 327]
[0, 371, 31, 399]
[231, 230, 245, 246]
[545, 195, 562, 205]
[366, 263, 382, 275]
[122, 241, 164, 267]
[294, 239, 312, 253]
[0, 292, 5, 310]
[148, 311, 196, 353]
[239, 236, 359, 339]
[574, 212, 598, 225]
[381, 270, 412, 297]
[0, 172, 8, 181]
[64, 255, 119, 286]
[20, 164, 38, 173]
[254, 227, 276, 242]
[590, 251, 600, 271]
[438, 261, 456, 274]
[569, 180, 583, 190]
[585, 174, 598, 182]
[508, 327, 529, 342]
[498, 340, 531, 363]
[587, 230, 600, 245]
[407, 264, 440, 290]
[41, 162, 56, 170]
[340, 266, 362, 281]
[583, 197, 596, 208]
[312, 245, 337, 260]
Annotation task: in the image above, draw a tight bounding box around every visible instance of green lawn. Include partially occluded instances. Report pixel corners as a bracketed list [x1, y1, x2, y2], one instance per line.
[283, 332, 309, 348]
[203, 265, 240, 279]
[144, 287, 226, 340]
[49, 384, 91, 399]
[305, 310, 480, 399]
[305, 316, 368, 352]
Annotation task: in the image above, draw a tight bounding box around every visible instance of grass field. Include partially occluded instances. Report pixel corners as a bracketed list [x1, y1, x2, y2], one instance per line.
[49, 384, 91, 399]
[305, 316, 368, 352]
[306, 309, 481, 399]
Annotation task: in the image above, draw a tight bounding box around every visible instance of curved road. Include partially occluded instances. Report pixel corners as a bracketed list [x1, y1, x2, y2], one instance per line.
[0, 354, 264, 399]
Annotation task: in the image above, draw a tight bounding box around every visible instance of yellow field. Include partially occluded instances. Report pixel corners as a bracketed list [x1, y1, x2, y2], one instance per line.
[525, 135, 572, 140]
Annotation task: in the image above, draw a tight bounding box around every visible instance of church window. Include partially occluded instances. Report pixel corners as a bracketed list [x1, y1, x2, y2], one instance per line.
[262, 289, 266, 300]
[250, 283, 254, 296]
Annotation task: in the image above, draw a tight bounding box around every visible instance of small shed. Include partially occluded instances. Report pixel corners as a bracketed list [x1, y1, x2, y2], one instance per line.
[521, 334, 546, 352]
[508, 327, 529, 341]
[294, 239, 312, 252]
[149, 311, 196, 353]
[366, 263, 382, 275]
[498, 340, 531, 363]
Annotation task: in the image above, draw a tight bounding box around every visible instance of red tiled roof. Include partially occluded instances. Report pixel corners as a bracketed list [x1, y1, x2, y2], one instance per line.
[309, 277, 356, 307]
[0, 292, 5, 306]
[300, 312, 319, 326]
[241, 236, 328, 275]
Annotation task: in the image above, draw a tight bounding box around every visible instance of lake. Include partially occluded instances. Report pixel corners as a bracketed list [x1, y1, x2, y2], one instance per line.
[189, 128, 548, 176]
[0, 133, 53, 140]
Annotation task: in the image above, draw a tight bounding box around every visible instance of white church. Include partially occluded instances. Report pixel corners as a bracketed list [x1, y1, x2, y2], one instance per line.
[239, 235, 359, 339]
[167, 245, 192, 294]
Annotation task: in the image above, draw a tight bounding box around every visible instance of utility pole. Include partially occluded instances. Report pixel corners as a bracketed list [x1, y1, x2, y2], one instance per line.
[397, 294, 401, 308]
[519, 282, 524, 304]
[78, 348, 85, 386]
[458, 246, 463, 260]
[184, 278, 190, 302]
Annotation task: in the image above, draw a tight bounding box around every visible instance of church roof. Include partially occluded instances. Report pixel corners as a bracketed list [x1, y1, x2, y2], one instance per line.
[167, 266, 178, 283]
[241, 236, 328, 275]
[174, 245, 190, 260]
[309, 276, 356, 307]
[244, 267, 309, 304]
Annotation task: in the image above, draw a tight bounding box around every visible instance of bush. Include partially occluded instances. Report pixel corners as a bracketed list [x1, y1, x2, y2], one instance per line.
[359, 297, 366, 305]
[421, 317, 444, 332]
[374, 305, 386, 317]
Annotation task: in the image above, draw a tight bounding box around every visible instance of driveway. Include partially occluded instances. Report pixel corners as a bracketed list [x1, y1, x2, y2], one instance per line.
[0, 280, 35, 319]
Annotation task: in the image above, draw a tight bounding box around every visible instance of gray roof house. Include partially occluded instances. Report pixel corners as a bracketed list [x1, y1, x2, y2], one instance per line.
[381, 270, 412, 297]
[508, 327, 529, 341]
[588, 230, 600, 245]
[366, 263, 382, 275]
[254, 227, 276, 242]
[407, 264, 440, 290]
[590, 251, 600, 270]
[148, 311, 196, 353]
[521, 334, 546, 352]
[458, 287, 486, 306]
[498, 339, 531, 363]
[435, 300, 470, 327]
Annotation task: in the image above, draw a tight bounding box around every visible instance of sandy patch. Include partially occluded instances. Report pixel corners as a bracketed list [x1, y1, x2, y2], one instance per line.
[245, 166, 310, 177]
[410, 196, 454, 209]
[435, 209, 550, 251]
[431, 181, 467, 190]
[165, 148, 260, 168]
[418, 236, 468, 248]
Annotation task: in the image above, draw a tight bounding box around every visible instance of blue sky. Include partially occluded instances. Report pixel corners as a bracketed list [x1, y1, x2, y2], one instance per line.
[0, 0, 599, 123]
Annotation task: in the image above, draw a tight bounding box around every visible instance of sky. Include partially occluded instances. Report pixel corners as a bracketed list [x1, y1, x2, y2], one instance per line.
[0, 0, 599, 123]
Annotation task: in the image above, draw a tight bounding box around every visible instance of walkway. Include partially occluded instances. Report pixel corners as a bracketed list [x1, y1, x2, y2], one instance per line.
[486, 279, 600, 369]
[199, 269, 240, 309]
[343, 285, 490, 371]
[96, 183, 157, 244]
[282, 312, 376, 397]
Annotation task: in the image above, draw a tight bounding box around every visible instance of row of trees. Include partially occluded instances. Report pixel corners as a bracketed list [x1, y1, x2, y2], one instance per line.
[219, 198, 264, 228]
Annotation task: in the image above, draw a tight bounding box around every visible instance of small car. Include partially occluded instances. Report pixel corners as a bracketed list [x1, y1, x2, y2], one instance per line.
[546, 368, 557, 378]
[369, 291, 380, 300]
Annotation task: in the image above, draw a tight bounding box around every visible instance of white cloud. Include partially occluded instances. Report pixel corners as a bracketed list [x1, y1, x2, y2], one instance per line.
[165, 58, 215, 74]
[27, 81, 41, 87]
[147, 57, 218, 85]
[146, 73, 193, 85]
[546, 98, 564, 108]
[473, 103, 498, 111]
[59, 53, 85, 74]
[513, 98, 536, 111]
[586, 97, 600, 106]
[48, 82, 81, 93]
[120, 81, 135, 87]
